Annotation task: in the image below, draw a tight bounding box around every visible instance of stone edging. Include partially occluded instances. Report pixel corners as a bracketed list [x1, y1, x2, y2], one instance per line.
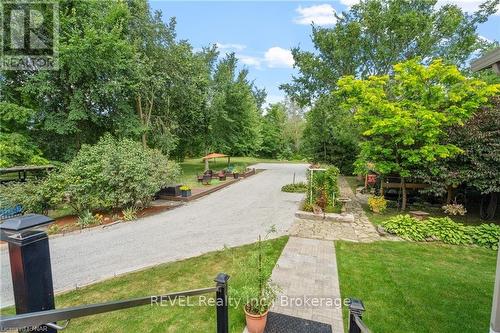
[294, 210, 354, 223]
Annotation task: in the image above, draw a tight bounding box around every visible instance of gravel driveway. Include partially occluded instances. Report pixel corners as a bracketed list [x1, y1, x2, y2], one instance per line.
[0, 163, 307, 306]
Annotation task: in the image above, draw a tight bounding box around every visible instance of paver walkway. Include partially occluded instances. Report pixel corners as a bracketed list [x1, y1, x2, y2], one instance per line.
[244, 176, 382, 332]
[269, 237, 344, 332]
[0, 163, 308, 306]
[289, 176, 380, 242]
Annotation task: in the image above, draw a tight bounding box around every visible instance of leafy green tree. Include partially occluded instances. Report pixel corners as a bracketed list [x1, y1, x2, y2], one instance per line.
[283, 0, 499, 105]
[283, 97, 306, 158]
[417, 97, 500, 209]
[209, 54, 262, 155]
[260, 103, 289, 158]
[1, 0, 138, 161]
[301, 95, 359, 174]
[338, 59, 499, 209]
[0, 102, 49, 167]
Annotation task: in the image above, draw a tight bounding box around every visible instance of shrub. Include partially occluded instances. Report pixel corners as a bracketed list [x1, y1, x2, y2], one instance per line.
[383, 215, 500, 249]
[468, 224, 500, 250]
[179, 185, 191, 191]
[0, 181, 51, 214]
[426, 217, 471, 245]
[306, 165, 340, 210]
[442, 203, 467, 216]
[122, 206, 138, 221]
[281, 182, 307, 193]
[47, 224, 60, 235]
[52, 135, 180, 213]
[77, 210, 101, 228]
[302, 202, 313, 212]
[382, 215, 428, 241]
[368, 195, 387, 213]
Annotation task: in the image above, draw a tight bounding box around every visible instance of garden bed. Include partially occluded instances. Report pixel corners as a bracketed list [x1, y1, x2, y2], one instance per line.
[161, 169, 257, 202]
[0, 201, 182, 244]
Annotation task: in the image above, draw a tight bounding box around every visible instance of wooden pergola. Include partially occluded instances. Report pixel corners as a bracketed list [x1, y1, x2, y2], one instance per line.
[0, 165, 54, 184]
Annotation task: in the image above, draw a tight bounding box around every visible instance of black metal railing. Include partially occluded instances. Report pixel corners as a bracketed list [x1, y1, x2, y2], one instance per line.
[348, 298, 371, 333]
[0, 273, 230, 333]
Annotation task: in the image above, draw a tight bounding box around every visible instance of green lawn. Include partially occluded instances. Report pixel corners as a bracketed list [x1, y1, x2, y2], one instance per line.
[178, 156, 305, 188]
[336, 241, 497, 333]
[1, 237, 288, 333]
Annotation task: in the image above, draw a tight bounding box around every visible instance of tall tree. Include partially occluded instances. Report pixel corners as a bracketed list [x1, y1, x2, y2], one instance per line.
[301, 94, 359, 174]
[209, 54, 262, 155]
[283, 97, 305, 157]
[1, 0, 138, 160]
[260, 103, 289, 158]
[283, 0, 499, 106]
[416, 97, 500, 215]
[338, 59, 499, 209]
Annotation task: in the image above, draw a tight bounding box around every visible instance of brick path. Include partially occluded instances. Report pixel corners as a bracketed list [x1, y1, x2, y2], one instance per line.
[243, 176, 382, 332]
[269, 237, 344, 332]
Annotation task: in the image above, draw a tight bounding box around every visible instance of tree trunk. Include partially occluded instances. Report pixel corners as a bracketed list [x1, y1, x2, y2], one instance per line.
[401, 177, 407, 210]
[446, 185, 453, 204]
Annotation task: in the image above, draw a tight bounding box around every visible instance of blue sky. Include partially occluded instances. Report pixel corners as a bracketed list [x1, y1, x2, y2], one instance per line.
[149, 1, 500, 106]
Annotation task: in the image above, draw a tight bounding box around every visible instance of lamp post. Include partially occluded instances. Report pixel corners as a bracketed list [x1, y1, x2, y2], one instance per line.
[0, 214, 56, 333]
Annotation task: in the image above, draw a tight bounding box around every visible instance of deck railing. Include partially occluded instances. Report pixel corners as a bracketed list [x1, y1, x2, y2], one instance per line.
[0, 273, 230, 333]
[348, 298, 371, 333]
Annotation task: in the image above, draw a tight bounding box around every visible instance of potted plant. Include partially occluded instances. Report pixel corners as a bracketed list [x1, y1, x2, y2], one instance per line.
[233, 167, 241, 179]
[218, 170, 226, 181]
[234, 227, 280, 333]
[180, 185, 192, 197]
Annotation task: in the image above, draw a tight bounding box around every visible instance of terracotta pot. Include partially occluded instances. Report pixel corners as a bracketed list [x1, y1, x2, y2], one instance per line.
[244, 308, 269, 333]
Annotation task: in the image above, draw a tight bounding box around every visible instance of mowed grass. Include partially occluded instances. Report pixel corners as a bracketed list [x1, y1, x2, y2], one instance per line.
[178, 156, 305, 188]
[336, 241, 497, 333]
[1, 237, 288, 333]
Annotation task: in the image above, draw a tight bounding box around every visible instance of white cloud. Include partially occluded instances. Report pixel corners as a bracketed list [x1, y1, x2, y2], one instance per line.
[339, 0, 499, 15]
[236, 47, 294, 69]
[339, 0, 358, 6]
[216, 42, 247, 51]
[237, 54, 262, 68]
[294, 4, 337, 25]
[264, 47, 294, 68]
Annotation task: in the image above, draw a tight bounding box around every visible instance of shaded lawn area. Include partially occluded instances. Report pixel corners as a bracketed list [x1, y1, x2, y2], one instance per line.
[343, 176, 496, 225]
[336, 241, 497, 333]
[1, 237, 288, 333]
[178, 156, 304, 188]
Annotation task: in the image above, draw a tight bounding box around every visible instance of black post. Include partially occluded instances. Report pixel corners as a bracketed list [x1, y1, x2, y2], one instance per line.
[0, 215, 56, 333]
[348, 298, 366, 333]
[214, 273, 230, 333]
